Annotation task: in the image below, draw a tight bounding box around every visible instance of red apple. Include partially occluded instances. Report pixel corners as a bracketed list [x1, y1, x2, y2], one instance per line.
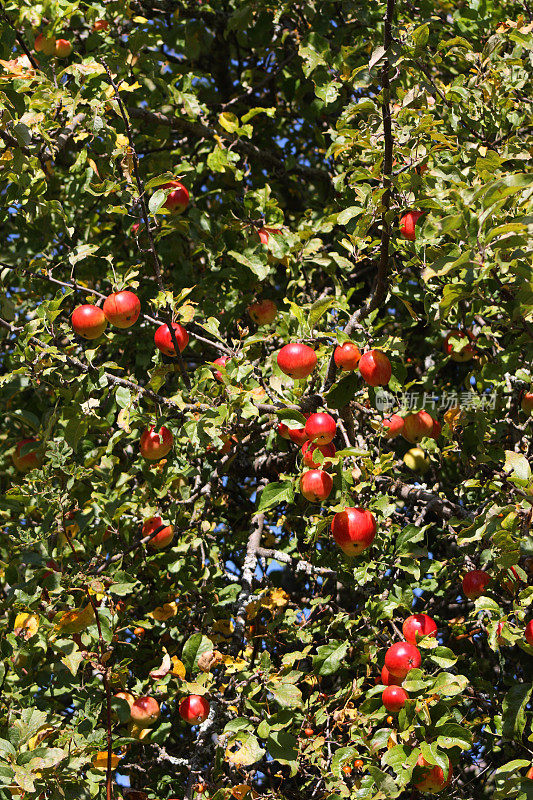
[525, 621, 533, 645]
[331, 508, 377, 556]
[381, 665, 403, 686]
[414, 753, 452, 793]
[300, 470, 333, 502]
[384, 641, 421, 680]
[248, 299, 277, 325]
[140, 425, 173, 461]
[305, 413, 336, 445]
[402, 411, 435, 444]
[142, 516, 174, 549]
[93, 19, 109, 31]
[179, 694, 210, 725]
[302, 441, 336, 469]
[277, 423, 291, 440]
[402, 614, 437, 645]
[213, 356, 229, 381]
[154, 322, 189, 356]
[277, 343, 317, 379]
[444, 330, 475, 362]
[382, 414, 404, 439]
[399, 210, 424, 241]
[431, 419, 442, 439]
[527, 765, 533, 780]
[103, 291, 141, 328]
[382, 685, 408, 713]
[521, 391, 533, 415]
[161, 181, 189, 213]
[55, 39, 73, 58]
[462, 570, 490, 599]
[257, 227, 281, 244]
[12, 438, 43, 473]
[288, 426, 309, 445]
[359, 350, 392, 387]
[130, 696, 160, 727]
[334, 342, 361, 371]
[71, 305, 107, 339]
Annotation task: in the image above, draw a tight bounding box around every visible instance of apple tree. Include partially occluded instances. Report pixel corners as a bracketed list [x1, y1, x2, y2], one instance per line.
[0, 0, 532, 798]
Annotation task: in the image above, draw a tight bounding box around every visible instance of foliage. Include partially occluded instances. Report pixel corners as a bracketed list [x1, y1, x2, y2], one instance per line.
[0, 0, 532, 798]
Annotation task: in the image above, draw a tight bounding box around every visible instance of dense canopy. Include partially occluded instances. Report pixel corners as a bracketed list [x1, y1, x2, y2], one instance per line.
[0, 1, 532, 799]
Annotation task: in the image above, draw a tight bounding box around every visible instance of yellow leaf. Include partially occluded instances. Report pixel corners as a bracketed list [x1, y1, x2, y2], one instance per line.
[262, 588, 289, 611]
[444, 406, 462, 431]
[28, 726, 54, 750]
[117, 407, 131, 433]
[115, 133, 129, 149]
[245, 599, 261, 620]
[92, 751, 121, 770]
[170, 656, 186, 678]
[55, 604, 95, 634]
[14, 612, 39, 639]
[148, 601, 177, 621]
[232, 785, 253, 799]
[212, 619, 234, 637]
[221, 655, 247, 674]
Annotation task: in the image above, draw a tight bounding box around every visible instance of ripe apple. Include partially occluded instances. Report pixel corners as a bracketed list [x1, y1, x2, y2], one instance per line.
[403, 447, 430, 474]
[12, 438, 43, 472]
[142, 516, 174, 549]
[462, 569, 490, 599]
[399, 210, 424, 241]
[248, 299, 277, 325]
[154, 322, 189, 356]
[331, 507, 377, 556]
[382, 414, 405, 439]
[161, 181, 189, 213]
[288, 426, 309, 445]
[71, 304, 107, 339]
[402, 614, 437, 645]
[444, 329, 475, 362]
[277, 343, 317, 379]
[277, 423, 291, 440]
[527, 764, 533, 780]
[384, 641, 421, 679]
[257, 227, 282, 244]
[525, 621, 533, 645]
[55, 39, 73, 57]
[179, 694, 210, 724]
[414, 753, 452, 793]
[382, 685, 409, 713]
[213, 355, 229, 381]
[402, 411, 435, 443]
[93, 19, 109, 31]
[114, 691, 135, 708]
[140, 425, 173, 460]
[521, 391, 533, 415]
[302, 440, 336, 469]
[381, 665, 403, 686]
[431, 419, 442, 439]
[130, 696, 160, 727]
[358, 349, 392, 387]
[36, 34, 57, 55]
[300, 470, 333, 502]
[305, 413, 336, 445]
[334, 342, 361, 370]
[103, 291, 141, 328]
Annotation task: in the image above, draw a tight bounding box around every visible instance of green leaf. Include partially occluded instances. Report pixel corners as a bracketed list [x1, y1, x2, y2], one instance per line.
[312, 641, 348, 676]
[218, 112, 240, 133]
[258, 481, 294, 512]
[503, 683, 533, 739]
[429, 647, 457, 668]
[269, 683, 303, 708]
[228, 250, 269, 281]
[181, 633, 213, 675]
[149, 189, 166, 214]
[308, 297, 335, 330]
[505, 450, 531, 484]
[435, 723, 473, 750]
[325, 372, 359, 409]
[267, 730, 298, 771]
